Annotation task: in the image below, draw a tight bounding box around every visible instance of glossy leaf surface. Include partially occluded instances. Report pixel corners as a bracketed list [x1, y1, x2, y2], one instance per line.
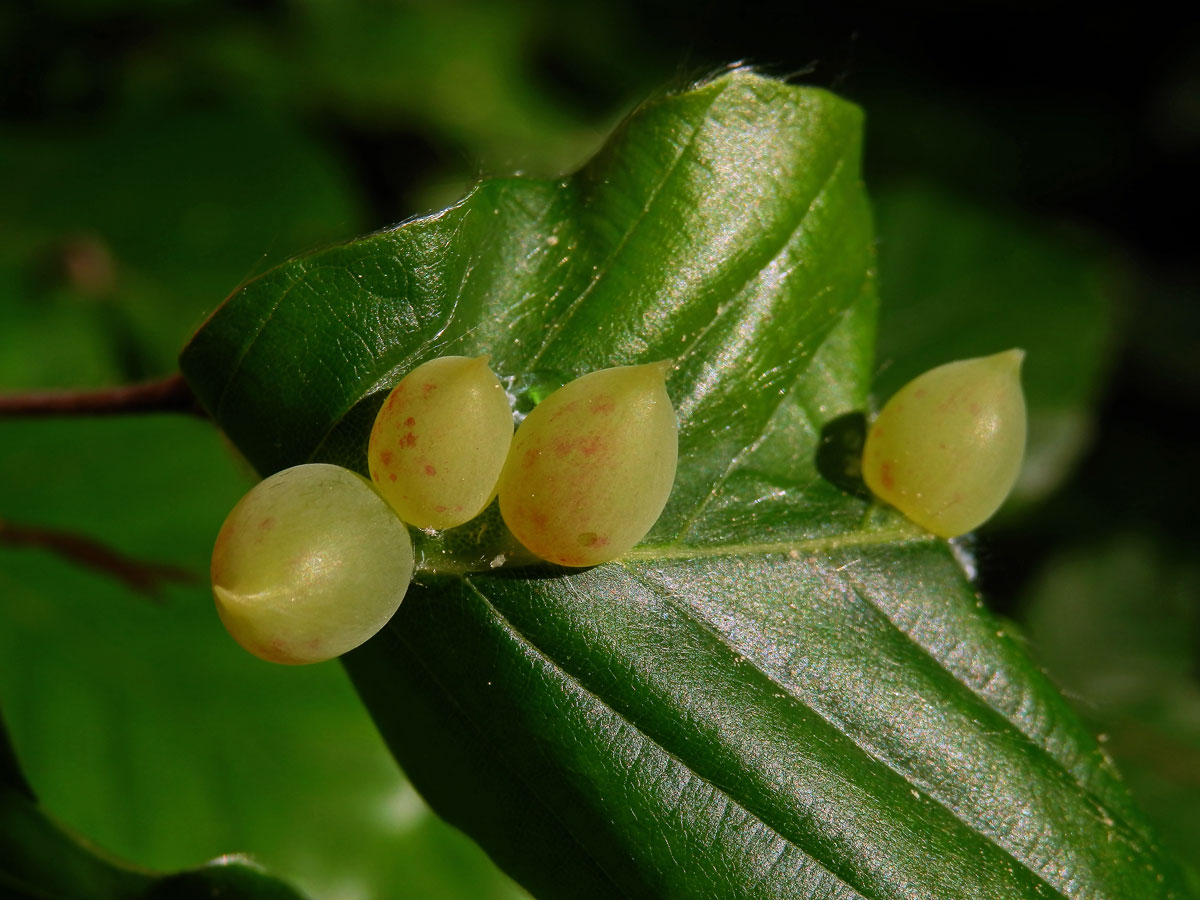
[181, 71, 1192, 899]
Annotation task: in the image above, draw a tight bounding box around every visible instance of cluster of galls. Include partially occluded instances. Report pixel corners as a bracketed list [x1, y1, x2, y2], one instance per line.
[210, 358, 679, 664]
[208, 348, 1027, 666]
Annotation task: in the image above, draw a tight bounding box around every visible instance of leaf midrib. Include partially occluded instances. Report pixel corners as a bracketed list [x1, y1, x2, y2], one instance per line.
[623, 524, 932, 562]
[412, 513, 1152, 888]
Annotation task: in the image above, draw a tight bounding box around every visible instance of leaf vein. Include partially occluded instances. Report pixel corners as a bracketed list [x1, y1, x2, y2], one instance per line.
[459, 575, 871, 900]
[526, 80, 731, 368]
[383, 602, 637, 900]
[836, 568, 1154, 862]
[621, 561, 1075, 900]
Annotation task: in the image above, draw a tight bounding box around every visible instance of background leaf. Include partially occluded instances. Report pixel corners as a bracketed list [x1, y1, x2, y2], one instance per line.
[1021, 537, 1200, 891]
[2, 713, 312, 900]
[182, 71, 1193, 900]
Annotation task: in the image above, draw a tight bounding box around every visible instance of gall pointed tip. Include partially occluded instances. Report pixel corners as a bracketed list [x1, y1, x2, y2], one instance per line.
[992, 347, 1025, 374]
[645, 359, 675, 381]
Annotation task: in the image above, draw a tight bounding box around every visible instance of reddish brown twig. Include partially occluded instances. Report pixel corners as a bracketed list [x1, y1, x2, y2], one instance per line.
[0, 373, 204, 419]
[0, 519, 198, 601]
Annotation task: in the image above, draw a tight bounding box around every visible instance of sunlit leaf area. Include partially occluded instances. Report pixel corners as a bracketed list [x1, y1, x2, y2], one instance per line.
[2, 4, 1197, 899]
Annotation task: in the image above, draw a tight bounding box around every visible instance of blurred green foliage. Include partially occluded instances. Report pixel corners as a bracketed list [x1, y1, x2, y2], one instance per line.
[1023, 538, 1200, 873]
[1, 1, 1196, 897]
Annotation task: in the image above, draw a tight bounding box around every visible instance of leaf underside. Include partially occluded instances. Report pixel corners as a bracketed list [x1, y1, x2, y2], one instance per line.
[181, 71, 1191, 900]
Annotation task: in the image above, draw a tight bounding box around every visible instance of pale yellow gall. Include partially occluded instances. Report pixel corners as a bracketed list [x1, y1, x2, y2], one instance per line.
[368, 355, 514, 530]
[498, 362, 678, 566]
[862, 349, 1027, 538]
[211, 464, 413, 665]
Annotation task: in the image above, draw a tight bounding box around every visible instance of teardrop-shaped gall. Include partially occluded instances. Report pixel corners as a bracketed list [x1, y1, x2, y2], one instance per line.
[368, 355, 514, 530]
[862, 348, 1027, 538]
[498, 362, 678, 567]
[211, 463, 414, 665]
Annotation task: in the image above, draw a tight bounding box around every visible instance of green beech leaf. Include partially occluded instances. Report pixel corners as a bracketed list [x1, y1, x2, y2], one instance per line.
[181, 71, 1192, 899]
